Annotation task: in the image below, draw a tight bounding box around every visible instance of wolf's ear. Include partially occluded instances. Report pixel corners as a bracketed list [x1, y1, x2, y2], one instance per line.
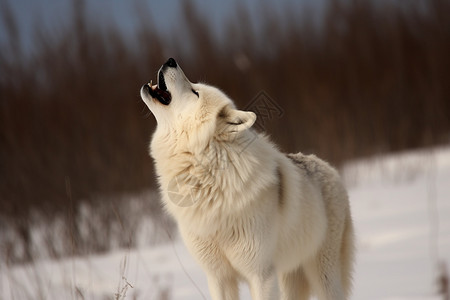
[219, 107, 256, 134]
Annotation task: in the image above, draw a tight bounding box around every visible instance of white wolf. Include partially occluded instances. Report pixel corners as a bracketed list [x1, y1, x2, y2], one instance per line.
[140, 58, 354, 300]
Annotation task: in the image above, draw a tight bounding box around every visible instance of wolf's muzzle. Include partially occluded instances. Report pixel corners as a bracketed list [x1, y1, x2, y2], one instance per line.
[164, 57, 177, 68]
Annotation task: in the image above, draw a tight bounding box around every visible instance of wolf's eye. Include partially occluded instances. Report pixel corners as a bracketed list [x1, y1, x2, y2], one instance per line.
[192, 89, 199, 97]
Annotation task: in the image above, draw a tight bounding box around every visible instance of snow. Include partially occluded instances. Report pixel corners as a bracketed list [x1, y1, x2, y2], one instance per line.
[2, 146, 450, 299]
[345, 147, 450, 300]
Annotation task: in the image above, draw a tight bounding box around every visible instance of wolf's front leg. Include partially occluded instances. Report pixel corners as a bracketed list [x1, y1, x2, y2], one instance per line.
[248, 267, 278, 300]
[206, 273, 238, 300]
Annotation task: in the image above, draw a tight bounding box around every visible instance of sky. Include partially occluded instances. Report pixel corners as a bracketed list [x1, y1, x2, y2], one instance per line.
[0, 0, 325, 55]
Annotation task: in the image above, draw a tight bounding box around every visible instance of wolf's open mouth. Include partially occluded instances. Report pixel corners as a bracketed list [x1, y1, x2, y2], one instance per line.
[145, 71, 171, 105]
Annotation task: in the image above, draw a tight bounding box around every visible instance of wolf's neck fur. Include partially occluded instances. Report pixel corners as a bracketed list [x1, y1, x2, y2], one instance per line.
[151, 127, 281, 231]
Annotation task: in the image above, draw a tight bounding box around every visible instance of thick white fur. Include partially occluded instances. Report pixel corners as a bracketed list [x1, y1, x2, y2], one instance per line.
[141, 62, 354, 300]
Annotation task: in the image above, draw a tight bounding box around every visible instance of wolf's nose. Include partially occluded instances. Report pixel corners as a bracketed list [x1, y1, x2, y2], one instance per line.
[165, 58, 177, 68]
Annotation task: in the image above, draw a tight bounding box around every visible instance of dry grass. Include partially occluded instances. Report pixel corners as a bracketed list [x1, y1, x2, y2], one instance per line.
[438, 261, 450, 300]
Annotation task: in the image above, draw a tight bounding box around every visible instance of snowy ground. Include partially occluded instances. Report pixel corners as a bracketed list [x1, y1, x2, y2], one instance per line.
[1, 146, 450, 299]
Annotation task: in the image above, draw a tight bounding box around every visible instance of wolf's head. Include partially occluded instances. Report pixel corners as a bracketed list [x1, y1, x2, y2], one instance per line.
[140, 58, 256, 150]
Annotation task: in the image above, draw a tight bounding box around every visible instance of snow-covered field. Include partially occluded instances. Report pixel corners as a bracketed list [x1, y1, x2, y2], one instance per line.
[1, 147, 450, 299]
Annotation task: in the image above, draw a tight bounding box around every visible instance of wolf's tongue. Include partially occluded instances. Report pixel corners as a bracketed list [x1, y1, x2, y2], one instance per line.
[155, 88, 171, 105]
[148, 86, 171, 105]
[148, 70, 171, 105]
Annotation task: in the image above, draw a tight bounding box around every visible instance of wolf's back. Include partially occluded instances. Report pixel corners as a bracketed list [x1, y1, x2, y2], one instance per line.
[287, 152, 340, 183]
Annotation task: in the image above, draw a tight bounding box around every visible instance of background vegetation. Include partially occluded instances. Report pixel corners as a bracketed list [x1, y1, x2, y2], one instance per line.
[1, 0, 449, 262]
